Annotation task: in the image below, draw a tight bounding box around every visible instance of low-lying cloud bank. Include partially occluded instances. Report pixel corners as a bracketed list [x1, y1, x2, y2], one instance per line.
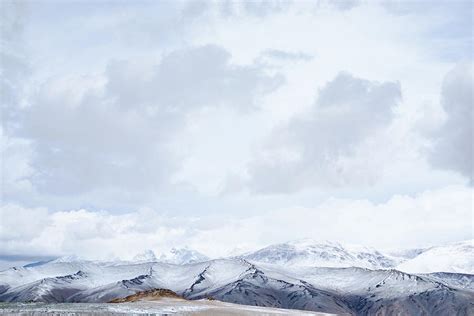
[1, 185, 471, 261]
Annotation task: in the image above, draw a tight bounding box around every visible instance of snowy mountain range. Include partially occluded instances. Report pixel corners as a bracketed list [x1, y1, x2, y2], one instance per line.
[0, 239, 472, 315]
[239, 239, 473, 275]
[131, 248, 209, 265]
[241, 239, 398, 270]
[158, 247, 210, 265]
[396, 240, 474, 274]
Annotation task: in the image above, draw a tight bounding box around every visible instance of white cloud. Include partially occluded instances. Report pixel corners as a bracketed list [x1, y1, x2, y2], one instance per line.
[0, 186, 471, 260]
[0, 127, 34, 201]
[6, 45, 281, 202]
[0, 205, 194, 259]
[4, 0, 467, 204]
[0, 0, 472, 260]
[428, 63, 473, 183]
[245, 72, 401, 193]
[0, 204, 49, 241]
[0, 0, 30, 130]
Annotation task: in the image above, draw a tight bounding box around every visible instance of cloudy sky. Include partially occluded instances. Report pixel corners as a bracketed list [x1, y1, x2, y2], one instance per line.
[0, 0, 472, 265]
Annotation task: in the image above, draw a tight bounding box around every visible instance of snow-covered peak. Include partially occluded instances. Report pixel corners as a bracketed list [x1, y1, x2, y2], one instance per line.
[158, 247, 209, 265]
[242, 239, 397, 269]
[50, 255, 85, 263]
[286, 238, 342, 249]
[387, 248, 427, 260]
[132, 250, 157, 263]
[397, 240, 474, 274]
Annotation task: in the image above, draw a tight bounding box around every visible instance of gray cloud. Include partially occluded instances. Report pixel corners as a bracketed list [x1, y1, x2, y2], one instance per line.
[12, 45, 282, 200]
[106, 45, 283, 112]
[1, 185, 471, 261]
[241, 0, 291, 17]
[246, 72, 401, 193]
[216, 0, 292, 17]
[0, 0, 30, 131]
[0, 1, 35, 206]
[326, 0, 360, 11]
[216, 0, 360, 17]
[261, 49, 313, 62]
[429, 63, 473, 183]
[0, 0, 471, 262]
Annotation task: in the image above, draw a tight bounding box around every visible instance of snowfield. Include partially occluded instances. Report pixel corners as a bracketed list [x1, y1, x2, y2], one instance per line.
[396, 240, 474, 274]
[0, 299, 328, 315]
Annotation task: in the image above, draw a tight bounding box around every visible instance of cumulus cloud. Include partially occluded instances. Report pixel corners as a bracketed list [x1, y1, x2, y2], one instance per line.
[0, 0, 472, 265]
[217, 0, 292, 17]
[0, 186, 471, 260]
[246, 72, 401, 193]
[260, 49, 313, 62]
[0, 1, 36, 204]
[215, 0, 362, 18]
[0, 0, 30, 130]
[0, 204, 48, 241]
[429, 63, 473, 183]
[8, 45, 281, 200]
[0, 127, 33, 201]
[106, 45, 283, 112]
[0, 205, 192, 259]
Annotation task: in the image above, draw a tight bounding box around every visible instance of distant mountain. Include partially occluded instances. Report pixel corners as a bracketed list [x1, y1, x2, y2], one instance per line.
[0, 270, 89, 303]
[130, 248, 209, 265]
[23, 260, 54, 268]
[132, 250, 157, 263]
[0, 258, 472, 315]
[387, 247, 427, 260]
[241, 239, 397, 269]
[158, 247, 209, 265]
[423, 272, 474, 291]
[50, 255, 85, 263]
[397, 240, 474, 274]
[1, 240, 473, 314]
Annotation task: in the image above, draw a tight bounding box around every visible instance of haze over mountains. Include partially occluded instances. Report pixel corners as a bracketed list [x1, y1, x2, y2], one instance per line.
[0, 239, 472, 315]
[132, 248, 210, 265]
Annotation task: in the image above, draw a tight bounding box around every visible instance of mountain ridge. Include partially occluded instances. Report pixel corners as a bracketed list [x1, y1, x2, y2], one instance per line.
[0, 256, 472, 315]
[1, 239, 472, 315]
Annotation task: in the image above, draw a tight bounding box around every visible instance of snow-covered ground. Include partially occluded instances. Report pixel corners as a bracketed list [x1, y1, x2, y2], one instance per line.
[0, 299, 329, 315]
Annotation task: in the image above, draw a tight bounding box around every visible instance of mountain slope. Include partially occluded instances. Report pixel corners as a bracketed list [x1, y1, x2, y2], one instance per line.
[1, 240, 473, 315]
[158, 247, 210, 265]
[132, 250, 157, 263]
[0, 258, 472, 315]
[397, 240, 474, 274]
[186, 262, 353, 314]
[0, 270, 88, 303]
[242, 239, 397, 269]
[422, 272, 474, 291]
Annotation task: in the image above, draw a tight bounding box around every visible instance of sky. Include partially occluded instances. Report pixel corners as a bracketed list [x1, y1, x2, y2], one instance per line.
[0, 0, 472, 265]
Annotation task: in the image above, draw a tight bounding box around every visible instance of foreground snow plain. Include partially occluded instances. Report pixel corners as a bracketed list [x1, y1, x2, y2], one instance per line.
[0, 298, 329, 315]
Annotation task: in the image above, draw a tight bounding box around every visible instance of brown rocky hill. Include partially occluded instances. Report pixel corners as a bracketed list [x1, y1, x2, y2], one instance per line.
[108, 288, 181, 303]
